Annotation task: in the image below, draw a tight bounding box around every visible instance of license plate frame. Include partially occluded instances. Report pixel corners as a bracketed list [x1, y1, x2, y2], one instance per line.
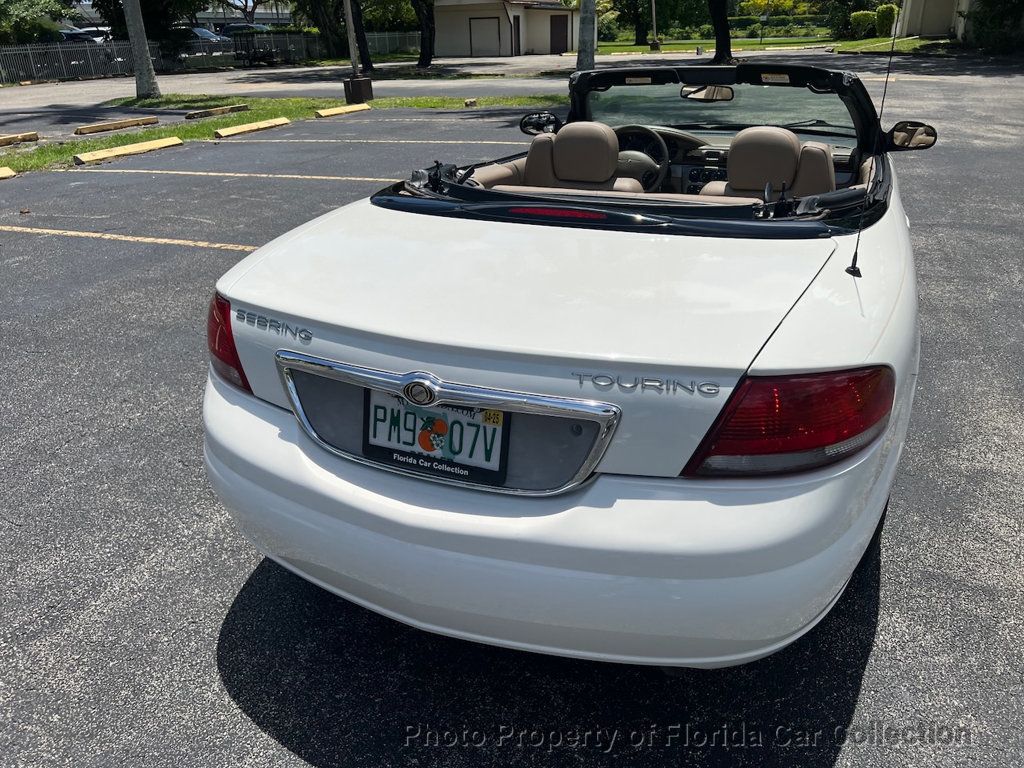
[361, 389, 512, 486]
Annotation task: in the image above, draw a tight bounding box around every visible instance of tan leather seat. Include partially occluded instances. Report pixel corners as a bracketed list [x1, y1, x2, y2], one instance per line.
[700, 126, 835, 199]
[519, 122, 643, 193]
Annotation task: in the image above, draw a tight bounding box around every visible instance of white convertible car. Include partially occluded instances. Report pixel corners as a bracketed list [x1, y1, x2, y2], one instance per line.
[204, 64, 936, 668]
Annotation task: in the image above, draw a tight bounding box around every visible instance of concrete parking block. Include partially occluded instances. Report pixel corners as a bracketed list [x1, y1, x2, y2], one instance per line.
[314, 104, 371, 118]
[214, 117, 291, 138]
[74, 117, 160, 135]
[0, 132, 39, 147]
[73, 137, 183, 165]
[0, 167, 16, 180]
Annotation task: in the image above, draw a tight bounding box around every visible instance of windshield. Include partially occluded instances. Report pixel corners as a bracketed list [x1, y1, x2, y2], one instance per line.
[587, 82, 857, 144]
[193, 27, 221, 40]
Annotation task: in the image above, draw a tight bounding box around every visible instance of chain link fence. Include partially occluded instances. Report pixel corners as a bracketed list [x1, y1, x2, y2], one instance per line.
[0, 33, 327, 85]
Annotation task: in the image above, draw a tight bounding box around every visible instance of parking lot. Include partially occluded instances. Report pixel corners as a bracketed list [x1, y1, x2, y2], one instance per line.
[1, 58, 1022, 768]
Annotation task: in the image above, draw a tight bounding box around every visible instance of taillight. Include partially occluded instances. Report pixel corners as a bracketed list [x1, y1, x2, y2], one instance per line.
[206, 292, 251, 393]
[683, 366, 895, 477]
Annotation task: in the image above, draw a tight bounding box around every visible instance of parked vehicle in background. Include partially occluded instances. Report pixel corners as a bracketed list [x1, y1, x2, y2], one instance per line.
[59, 29, 101, 44]
[185, 26, 232, 43]
[75, 26, 112, 43]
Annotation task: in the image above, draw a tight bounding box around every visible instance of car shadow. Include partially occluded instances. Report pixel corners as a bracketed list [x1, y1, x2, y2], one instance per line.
[217, 520, 882, 767]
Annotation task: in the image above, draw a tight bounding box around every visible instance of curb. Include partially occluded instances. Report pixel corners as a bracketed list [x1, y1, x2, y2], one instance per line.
[75, 117, 160, 135]
[0, 167, 16, 180]
[214, 117, 290, 138]
[185, 104, 250, 120]
[74, 136, 183, 165]
[315, 104, 371, 118]
[0, 132, 39, 147]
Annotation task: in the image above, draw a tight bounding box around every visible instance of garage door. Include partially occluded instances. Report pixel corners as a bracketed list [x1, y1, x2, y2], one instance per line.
[470, 17, 501, 56]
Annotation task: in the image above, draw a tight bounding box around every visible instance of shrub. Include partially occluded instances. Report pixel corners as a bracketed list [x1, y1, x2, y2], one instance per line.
[967, 0, 1024, 52]
[746, 23, 762, 37]
[597, 12, 620, 41]
[875, 4, 898, 35]
[849, 10, 877, 37]
[698, 23, 715, 38]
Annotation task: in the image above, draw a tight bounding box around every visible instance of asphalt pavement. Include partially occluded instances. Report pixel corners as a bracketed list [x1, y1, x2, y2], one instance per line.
[0, 57, 1022, 768]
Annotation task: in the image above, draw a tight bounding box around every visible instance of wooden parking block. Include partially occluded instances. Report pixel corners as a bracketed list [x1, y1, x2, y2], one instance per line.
[74, 117, 160, 135]
[73, 137, 183, 165]
[314, 104, 371, 118]
[0, 132, 40, 147]
[214, 117, 290, 138]
[0, 167, 17, 180]
[185, 104, 250, 120]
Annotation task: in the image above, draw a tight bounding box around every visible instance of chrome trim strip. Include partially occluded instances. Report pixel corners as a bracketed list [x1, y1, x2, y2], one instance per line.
[275, 350, 621, 497]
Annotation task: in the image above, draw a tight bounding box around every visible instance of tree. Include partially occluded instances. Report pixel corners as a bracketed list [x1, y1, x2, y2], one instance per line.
[92, 0, 208, 40]
[0, 0, 76, 43]
[122, 0, 160, 98]
[291, 0, 374, 71]
[707, 0, 733, 63]
[410, 0, 435, 67]
[576, 0, 596, 68]
[215, 0, 266, 24]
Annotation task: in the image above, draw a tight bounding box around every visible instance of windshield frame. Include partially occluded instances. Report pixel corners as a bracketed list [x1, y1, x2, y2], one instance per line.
[568, 64, 881, 155]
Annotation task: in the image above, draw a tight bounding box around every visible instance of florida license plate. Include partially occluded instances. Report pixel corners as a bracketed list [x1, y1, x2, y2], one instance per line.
[362, 390, 510, 485]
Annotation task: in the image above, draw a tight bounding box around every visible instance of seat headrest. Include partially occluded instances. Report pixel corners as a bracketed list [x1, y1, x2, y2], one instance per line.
[551, 122, 619, 183]
[727, 126, 801, 193]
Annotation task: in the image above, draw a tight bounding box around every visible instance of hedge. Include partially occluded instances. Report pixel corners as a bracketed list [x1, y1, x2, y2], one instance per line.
[875, 4, 898, 35]
[850, 10, 878, 38]
[727, 14, 828, 29]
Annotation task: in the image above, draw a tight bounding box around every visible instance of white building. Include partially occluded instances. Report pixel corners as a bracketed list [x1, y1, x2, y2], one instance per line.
[895, 0, 972, 38]
[434, 0, 587, 56]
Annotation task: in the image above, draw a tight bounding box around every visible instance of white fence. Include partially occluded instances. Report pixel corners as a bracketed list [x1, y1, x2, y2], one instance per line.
[364, 31, 421, 54]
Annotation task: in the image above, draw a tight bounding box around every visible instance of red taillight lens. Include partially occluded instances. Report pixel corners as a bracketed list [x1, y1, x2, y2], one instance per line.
[683, 366, 895, 477]
[206, 292, 251, 393]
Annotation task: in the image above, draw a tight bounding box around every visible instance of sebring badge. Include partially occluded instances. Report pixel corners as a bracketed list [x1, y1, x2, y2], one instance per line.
[572, 372, 720, 396]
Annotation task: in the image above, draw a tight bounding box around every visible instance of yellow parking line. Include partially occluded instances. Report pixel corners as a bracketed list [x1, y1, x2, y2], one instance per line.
[203, 138, 524, 145]
[0, 224, 257, 252]
[70, 168, 398, 182]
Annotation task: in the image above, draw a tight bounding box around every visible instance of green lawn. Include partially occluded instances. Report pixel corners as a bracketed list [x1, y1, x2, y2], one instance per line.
[0, 94, 567, 173]
[832, 36, 963, 54]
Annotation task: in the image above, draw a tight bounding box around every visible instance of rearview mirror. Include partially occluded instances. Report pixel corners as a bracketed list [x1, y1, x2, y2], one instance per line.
[519, 111, 563, 136]
[888, 120, 937, 151]
[681, 85, 734, 102]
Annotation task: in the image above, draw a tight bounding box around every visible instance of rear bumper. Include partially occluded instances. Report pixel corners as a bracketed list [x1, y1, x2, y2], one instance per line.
[204, 369, 911, 668]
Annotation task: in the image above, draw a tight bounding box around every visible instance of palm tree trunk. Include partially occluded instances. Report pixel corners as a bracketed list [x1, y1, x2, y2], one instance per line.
[576, 0, 596, 70]
[122, 0, 160, 98]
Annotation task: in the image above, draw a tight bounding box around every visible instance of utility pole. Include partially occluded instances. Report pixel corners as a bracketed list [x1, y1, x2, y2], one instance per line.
[649, 0, 660, 50]
[341, 0, 373, 102]
[122, 0, 160, 98]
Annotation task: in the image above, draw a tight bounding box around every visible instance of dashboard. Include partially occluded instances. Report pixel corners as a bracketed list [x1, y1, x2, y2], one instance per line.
[616, 126, 729, 195]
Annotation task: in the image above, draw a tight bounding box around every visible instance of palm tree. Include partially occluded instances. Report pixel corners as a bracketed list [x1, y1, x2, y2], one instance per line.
[576, 0, 597, 70]
[122, 0, 160, 98]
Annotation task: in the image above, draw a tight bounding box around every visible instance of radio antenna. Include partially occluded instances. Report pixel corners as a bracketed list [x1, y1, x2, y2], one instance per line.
[846, 10, 900, 278]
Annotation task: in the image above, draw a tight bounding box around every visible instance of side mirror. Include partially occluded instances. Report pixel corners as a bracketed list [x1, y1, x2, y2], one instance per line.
[681, 85, 734, 102]
[888, 120, 937, 151]
[519, 111, 563, 136]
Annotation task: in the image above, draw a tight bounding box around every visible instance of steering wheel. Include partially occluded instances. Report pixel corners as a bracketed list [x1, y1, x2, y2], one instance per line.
[613, 126, 707, 192]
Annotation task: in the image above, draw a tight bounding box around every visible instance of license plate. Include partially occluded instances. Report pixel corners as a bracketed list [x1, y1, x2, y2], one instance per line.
[362, 389, 510, 485]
